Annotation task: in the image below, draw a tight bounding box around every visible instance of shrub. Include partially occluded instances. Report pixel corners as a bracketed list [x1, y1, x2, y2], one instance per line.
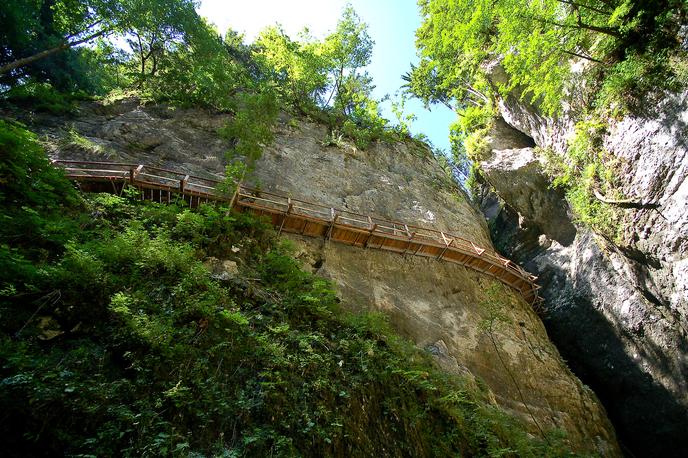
[541, 119, 624, 241]
[2, 81, 91, 114]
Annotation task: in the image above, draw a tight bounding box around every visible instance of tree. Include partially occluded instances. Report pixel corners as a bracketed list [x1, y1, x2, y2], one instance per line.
[252, 4, 387, 144]
[254, 4, 376, 116]
[411, 0, 687, 116]
[253, 26, 329, 112]
[123, 0, 201, 86]
[322, 4, 374, 111]
[0, 0, 199, 82]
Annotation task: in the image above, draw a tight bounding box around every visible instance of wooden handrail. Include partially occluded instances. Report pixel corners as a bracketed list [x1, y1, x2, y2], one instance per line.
[52, 159, 543, 308]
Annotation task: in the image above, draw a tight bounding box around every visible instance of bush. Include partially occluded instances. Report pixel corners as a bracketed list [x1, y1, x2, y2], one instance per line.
[0, 120, 83, 259]
[2, 81, 91, 114]
[595, 51, 688, 115]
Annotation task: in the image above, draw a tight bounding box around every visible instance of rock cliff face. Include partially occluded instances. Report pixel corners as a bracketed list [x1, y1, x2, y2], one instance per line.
[478, 77, 688, 456]
[14, 99, 620, 455]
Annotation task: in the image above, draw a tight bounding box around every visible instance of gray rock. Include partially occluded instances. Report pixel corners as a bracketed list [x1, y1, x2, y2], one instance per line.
[481, 119, 576, 245]
[204, 257, 239, 282]
[480, 72, 688, 456]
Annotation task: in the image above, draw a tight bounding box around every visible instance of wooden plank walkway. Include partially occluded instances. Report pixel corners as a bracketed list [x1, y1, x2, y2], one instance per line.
[53, 160, 543, 308]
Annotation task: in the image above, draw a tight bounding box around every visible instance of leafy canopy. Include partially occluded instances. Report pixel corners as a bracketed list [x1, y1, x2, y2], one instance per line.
[410, 0, 687, 116]
[0, 0, 199, 90]
[253, 4, 387, 148]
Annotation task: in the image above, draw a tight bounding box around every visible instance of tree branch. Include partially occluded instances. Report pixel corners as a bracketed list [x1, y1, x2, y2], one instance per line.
[517, 12, 621, 38]
[561, 49, 607, 64]
[463, 82, 489, 102]
[0, 28, 108, 75]
[65, 19, 104, 40]
[556, 0, 611, 15]
[593, 189, 659, 209]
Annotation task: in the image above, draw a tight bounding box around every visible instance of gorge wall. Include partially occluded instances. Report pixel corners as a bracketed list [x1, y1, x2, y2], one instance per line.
[16, 98, 621, 455]
[477, 65, 688, 456]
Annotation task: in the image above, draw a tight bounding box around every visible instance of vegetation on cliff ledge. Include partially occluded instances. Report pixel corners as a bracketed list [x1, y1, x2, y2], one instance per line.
[0, 0, 424, 153]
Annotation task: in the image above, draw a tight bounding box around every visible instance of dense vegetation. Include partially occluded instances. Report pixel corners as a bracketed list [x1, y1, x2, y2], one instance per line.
[0, 121, 578, 456]
[410, 0, 687, 116]
[407, 0, 687, 237]
[0, 1, 419, 154]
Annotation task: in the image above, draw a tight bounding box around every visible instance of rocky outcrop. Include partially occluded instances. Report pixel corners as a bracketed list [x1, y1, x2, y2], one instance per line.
[480, 119, 576, 246]
[252, 117, 619, 455]
[9, 99, 621, 455]
[478, 84, 688, 456]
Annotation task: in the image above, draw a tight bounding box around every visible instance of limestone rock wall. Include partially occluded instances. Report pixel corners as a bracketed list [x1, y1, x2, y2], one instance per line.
[14, 99, 620, 455]
[478, 82, 688, 456]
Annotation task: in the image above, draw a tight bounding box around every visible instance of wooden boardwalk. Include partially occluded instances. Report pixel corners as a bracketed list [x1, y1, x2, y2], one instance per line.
[54, 160, 543, 308]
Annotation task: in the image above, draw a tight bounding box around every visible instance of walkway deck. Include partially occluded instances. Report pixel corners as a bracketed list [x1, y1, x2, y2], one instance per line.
[54, 160, 543, 308]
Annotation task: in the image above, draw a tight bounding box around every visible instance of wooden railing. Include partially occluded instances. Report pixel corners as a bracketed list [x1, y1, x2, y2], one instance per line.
[53, 160, 228, 207]
[234, 185, 542, 307]
[53, 160, 543, 308]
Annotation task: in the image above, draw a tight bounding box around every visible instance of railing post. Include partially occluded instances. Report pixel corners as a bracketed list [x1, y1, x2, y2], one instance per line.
[180, 174, 189, 193]
[278, 198, 292, 236]
[325, 208, 337, 241]
[130, 164, 144, 184]
[471, 242, 485, 256]
[403, 225, 415, 255]
[437, 232, 453, 260]
[363, 216, 377, 249]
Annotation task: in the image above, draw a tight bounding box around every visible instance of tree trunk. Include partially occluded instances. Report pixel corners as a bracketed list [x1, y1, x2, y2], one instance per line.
[0, 45, 68, 75]
[0, 29, 107, 76]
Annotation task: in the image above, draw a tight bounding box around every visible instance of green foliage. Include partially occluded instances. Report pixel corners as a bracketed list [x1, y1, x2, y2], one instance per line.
[58, 126, 106, 154]
[541, 120, 623, 240]
[0, 121, 82, 257]
[0, 0, 200, 93]
[2, 80, 91, 114]
[325, 5, 375, 115]
[410, 0, 685, 239]
[390, 91, 418, 137]
[254, 26, 329, 113]
[320, 129, 346, 148]
[445, 102, 494, 187]
[478, 285, 513, 340]
[144, 20, 263, 112]
[596, 48, 688, 114]
[219, 91, 280, 165]
[2, 2, 411, 163]
[77, 40, 132, 93]
[412, 0, 687, 116]
[0, 125, 578, 456]
[465, 163, 484, 194]
[253, 5, 393, 149]
[216, 90, 280, 190]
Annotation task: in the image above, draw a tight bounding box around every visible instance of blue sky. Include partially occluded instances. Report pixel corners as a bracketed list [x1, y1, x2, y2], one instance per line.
[197, 0, 455, 152]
